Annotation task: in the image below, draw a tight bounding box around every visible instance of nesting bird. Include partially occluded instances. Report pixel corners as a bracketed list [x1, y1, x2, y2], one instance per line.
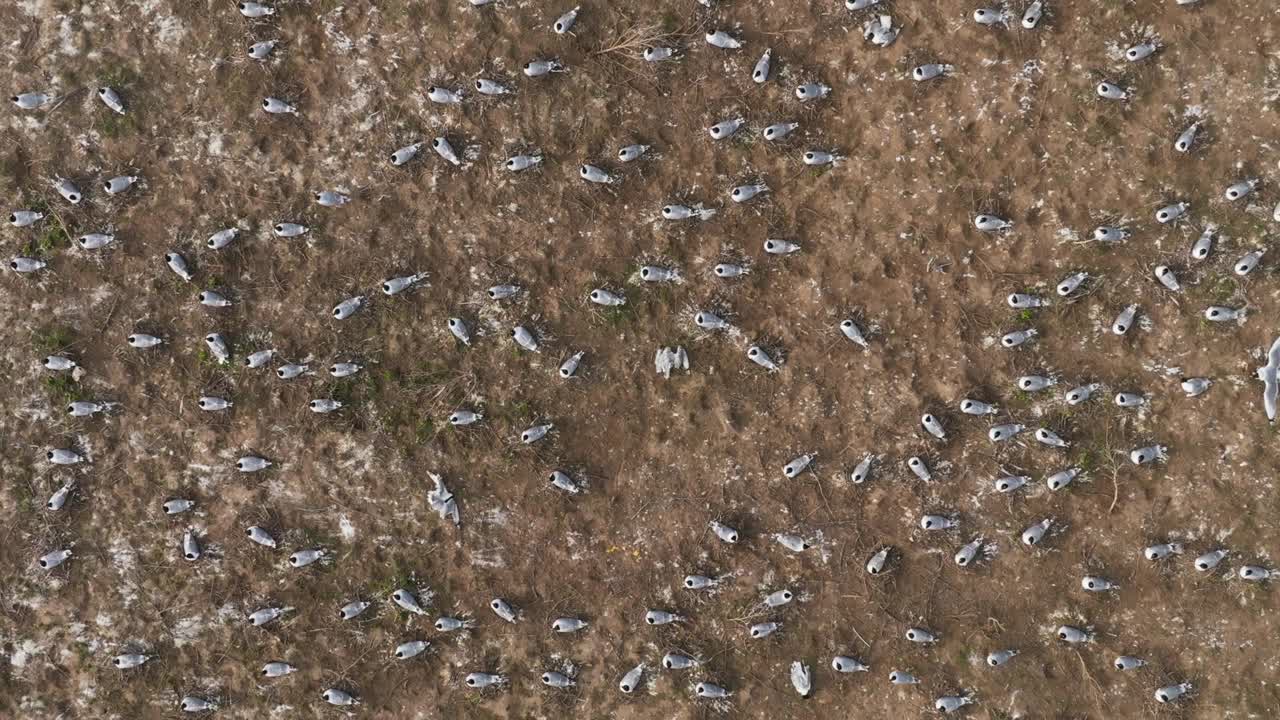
[261, 97, 298, 115]
[474, 78, 512, 95]
[1021, 1, 1044, 28]
[705, 30, 743, 49]
[731, 182, 769, 202]
[753, 49, 772, 83]
[912, 63, 952, 82]
[795, 82, 831, 101]
[523, 59, 565, 77]
[552, 6, 580, 34]
[1096, 82, 1128, 101]
[97, 87, 126, 114]
[12, 92, 54, 109]
[763, 122, 799, 141]
[1174, 122, 1200, 153]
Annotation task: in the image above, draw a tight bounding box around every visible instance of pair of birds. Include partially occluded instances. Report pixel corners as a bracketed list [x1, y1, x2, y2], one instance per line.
[11, 87, 127, 114]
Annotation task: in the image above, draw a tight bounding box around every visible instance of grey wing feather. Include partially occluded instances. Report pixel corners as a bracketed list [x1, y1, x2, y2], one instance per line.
[1265, 371, 1278, 422]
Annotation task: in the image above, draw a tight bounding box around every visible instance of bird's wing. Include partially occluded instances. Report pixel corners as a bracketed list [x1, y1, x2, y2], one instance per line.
[1268, 336, 1280, 369]
[1265, 372, 1278, 421]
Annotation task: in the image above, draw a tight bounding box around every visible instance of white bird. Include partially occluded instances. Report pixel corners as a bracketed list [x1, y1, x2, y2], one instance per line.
[180, 696, 218, 712]
[426, 85, 463, 104]
[747, 345, 779, 372]
[789, 661, 812, 697]
[12, 92, 54, 109]
[1126, 41, 1158, 62]
[840, 319, 869, 348]
[643, 46, 676, 62]
[238, 1, 275, 17]
[383, 272, 427, 295]
[512, 326, 539, 352]
[262, 97, 298, 115]
[1174, 122, 1200, 153]
[972, 8, 1007, 25]
[763, 122, 799, 141]
[553, 6, 580, 34]
[207, 228, 239, 249]
[974, 214, 1012, 232]
[936, 695, 975, 714]
[655, 346, 689, 379]
[505, 154, 542, 171]
[97, 87, 126, 114]
[433, 136, 462, 166]
[1154, 266, 1181, 292]
[448, 317, 471, 345]
[390, 142, 423, 166]
[863, 15, 898, 47]
[1114, 656, 1146, 671]
[618, 144, 649, 162]
[764, 239, 800, 255]
[795, 82, 831, 102]
[1096, 82, 1128, 101]
[523, 59, 565, 77]
[262, 661, 296, 677]
[1022, 1, 1043, 28]
[427, 472, 460, 526]
[662, 204, 715, 221]
[803, 150, 842, 166]
[248, 40, 277, 60]
[753, 49, 772, 83]
[1224, 179, 1258, 202]
[832, 655, 869, 672]
[330, 362, 362, 377]
[1240, 565, 1271, 581]
[474, 78, 512, 96]
[731, 182, 768, 203]
[247, 526, 277, 548]
[333, 296, 365, 320]
[1258, 336, 1280, 422]
[10, 257, 46, 273]
[1155, 682, 1193, 704]
[708, 117, 745, 140]
[1156, 201, 1188, 224]
[77, 233, 115, 250]
[47, 481, 76, 510]
[309, 399, 342, 414]
[273, 222, 308, 238]
[199, 290, 232, 307]
[53, 177, 82, 204]
[1093, 226, 1129, 243]
[706, 30, 743, 49]
[912, 63, 952, 82]
[9, 210, 43, 227]
[618, 664, 645, 693]
[579, 164, 615, 184]
[112, 653, 150, 669]
[315, 190, 350, 207]
[321, 688, 359, 706]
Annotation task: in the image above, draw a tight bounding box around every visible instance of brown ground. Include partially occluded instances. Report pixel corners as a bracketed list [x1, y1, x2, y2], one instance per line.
[3, 0, 1280, 718]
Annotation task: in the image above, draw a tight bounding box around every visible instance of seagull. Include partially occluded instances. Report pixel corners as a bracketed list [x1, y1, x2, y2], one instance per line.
[1258, 336, 1280, 422]
[427, 472, 460, 526]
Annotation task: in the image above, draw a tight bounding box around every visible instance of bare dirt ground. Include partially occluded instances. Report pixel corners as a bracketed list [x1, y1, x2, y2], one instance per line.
[3, 0, 1280, 718]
